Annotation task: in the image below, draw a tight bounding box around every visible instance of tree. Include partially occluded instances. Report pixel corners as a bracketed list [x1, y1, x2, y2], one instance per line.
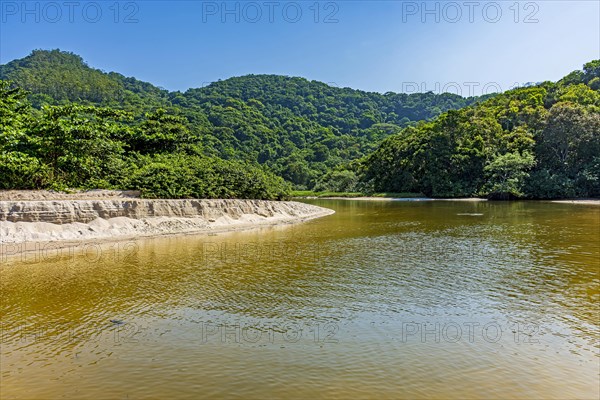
[29, 105, 129, 187]
[538, 103, 600, 176]
[0, 80, 30, 151]
[483, 152, 536, 199]
[314, 170, 359, 192]
[128, 109, 193, 154]
[0, 80, 50, 188]
[583, 60, 600, 82]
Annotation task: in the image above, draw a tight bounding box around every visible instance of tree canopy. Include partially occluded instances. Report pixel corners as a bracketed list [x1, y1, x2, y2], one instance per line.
[1, 50, 485, 190]
[1, 50, 598, 199]
[360, 62, 600, 198]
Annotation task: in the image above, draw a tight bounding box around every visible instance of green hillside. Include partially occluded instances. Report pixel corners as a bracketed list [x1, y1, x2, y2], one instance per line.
[0, 49, 484, 190]
[2, 50, 597, 199]
[360, 61, 600, 199]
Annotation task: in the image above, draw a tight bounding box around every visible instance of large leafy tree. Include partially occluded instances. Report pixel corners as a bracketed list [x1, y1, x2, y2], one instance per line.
[0, 81, 50, 189]
[128, 109, 193, 154]
[483, 152, 536, 199]
[28, 105, 131, 188]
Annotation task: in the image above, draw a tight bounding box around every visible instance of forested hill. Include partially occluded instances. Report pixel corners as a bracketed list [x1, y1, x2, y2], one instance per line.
[360, 60, 600, 199]
[3, 50, 596, 200]
[0, 50, 170, 109]
[0, 49, 485, 189]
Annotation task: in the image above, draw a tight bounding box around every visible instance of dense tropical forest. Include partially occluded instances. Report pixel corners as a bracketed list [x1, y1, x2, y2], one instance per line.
[360, 61, 600, 198]
[0, 49, 598, 199]
[0, 50, 483, 198]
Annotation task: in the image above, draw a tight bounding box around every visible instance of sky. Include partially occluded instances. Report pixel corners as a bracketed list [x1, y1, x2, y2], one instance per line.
[1, 0, 599, 95]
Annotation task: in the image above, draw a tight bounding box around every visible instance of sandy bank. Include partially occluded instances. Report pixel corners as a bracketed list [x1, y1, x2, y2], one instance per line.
[550, 199, 600, 205]
[305, 197, 487, 202]
[307, 197, 599, 205]
[0, 198, 334, 250]
[0, 189, 141, 201]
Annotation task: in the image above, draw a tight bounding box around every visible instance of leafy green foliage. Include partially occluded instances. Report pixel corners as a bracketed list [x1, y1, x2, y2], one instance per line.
[0, 49, 169, 109]
[1, 51, 598, 200]
[313, 170, 361, 193]
[0, 80, 289, 199]
[27, 105, 130, 188]
[128, 109, 193, 154]
[483, 152, 536, 199]
[361, 62, 600, 199]
[126, 154, 291, 200]
[0, 151, 51, 190]
[1, 50, 484, 189]
[0, 81, 51, 189]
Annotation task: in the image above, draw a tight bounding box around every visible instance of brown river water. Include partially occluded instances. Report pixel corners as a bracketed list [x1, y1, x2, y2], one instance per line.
[1, 199, 599, 399]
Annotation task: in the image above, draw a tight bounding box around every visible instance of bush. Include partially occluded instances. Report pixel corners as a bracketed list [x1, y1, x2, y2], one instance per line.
[0, 151, 51, 189]
[524, 169, 576, 199]
[313, 170, 359, 192]
[126, 154, 291, 200]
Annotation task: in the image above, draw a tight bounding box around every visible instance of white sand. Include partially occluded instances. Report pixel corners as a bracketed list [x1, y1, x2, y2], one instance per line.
[312, 197, 486, 202]
[0, 189, 141, 201]
[0, 198, 334, 253]
[550, 199, 600, 205]
[312, 197, 599, 205]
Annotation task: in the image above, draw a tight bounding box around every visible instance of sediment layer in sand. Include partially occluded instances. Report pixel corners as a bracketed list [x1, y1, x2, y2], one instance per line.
[0, 197, 334, 248]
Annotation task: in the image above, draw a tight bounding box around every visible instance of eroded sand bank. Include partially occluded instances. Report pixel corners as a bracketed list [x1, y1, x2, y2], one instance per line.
[0, 195, 334, 251]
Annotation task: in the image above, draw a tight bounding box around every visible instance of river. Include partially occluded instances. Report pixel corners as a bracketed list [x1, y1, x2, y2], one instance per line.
[1, 199, 598, 399]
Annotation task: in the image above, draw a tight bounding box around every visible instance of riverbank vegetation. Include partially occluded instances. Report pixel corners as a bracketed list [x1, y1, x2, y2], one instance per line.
[291, 191, 424, 198]
[0, 50, 484, 197]
[359, 61, 600, 199]
[0, 82, 291, 199]
[1, 50, 598, 200]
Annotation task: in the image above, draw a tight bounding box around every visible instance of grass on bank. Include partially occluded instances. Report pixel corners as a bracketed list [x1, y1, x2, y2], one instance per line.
[291, 191, 425, 198]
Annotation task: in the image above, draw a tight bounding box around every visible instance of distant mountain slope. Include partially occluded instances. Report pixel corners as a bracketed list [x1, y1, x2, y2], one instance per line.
[0, 49, 169, 108]
[186, 74, 485, 130]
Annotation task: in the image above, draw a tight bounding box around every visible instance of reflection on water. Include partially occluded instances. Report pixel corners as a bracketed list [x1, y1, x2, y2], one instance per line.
[1, 200, 599, 399]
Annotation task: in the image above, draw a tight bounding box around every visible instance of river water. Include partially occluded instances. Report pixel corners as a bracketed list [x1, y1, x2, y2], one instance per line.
[1, 200, 598, 399]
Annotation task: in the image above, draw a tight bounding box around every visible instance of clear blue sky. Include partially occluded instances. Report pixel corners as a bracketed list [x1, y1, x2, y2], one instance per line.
[1, 1, 599, 95]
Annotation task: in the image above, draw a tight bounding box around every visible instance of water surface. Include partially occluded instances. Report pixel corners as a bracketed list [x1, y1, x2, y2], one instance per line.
[1, 200, 599, 399]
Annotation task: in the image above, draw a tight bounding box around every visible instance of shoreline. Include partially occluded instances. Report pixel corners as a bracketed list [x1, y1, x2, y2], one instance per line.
[298, 196, 600, 205]
[548, 199, 600, 205]
[0, 197, 335, 258]
[1, 210, 333, 263]
[296, 196, 484, 202]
